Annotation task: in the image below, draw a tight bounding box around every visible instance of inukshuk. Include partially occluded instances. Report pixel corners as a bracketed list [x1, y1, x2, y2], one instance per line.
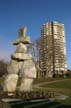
[3, 27, 36, 92]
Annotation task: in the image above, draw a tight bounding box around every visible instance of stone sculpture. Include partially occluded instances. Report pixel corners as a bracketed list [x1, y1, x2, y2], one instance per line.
[3, 27, 36, 92]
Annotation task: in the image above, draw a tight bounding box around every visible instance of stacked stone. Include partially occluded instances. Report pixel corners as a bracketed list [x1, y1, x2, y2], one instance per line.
[3, 27, 36, 92]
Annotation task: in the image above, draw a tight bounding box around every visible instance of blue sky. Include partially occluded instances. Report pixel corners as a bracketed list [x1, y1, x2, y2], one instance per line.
[0, 0, 71, 69]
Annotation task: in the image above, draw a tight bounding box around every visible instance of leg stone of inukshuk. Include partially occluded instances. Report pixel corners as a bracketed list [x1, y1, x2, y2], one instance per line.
[3, 60, 19, 92]
[19, 59, 36, 91]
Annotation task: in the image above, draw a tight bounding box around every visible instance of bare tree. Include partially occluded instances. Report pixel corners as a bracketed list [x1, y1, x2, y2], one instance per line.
[0, 60, 8, 77]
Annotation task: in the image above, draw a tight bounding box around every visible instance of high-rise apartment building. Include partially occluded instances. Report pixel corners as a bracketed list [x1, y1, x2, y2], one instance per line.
[39, 22, 67, 78]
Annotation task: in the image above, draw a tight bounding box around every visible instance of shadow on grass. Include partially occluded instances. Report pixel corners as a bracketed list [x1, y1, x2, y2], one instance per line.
[30, 102, 71, 108]
[2, 101, 71, 108]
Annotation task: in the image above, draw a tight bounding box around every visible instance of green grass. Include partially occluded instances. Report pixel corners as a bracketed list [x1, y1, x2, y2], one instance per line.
[56, 98, 71, 105]
[33, 77, 65, 84]
[35, 79, 71, 96]
[42, 80, 71, 89]
[33, 79, 71, 96]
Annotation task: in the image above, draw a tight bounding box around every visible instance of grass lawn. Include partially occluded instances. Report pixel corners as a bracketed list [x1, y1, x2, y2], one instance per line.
[33, 79, 71, 96]
[35, 79, 71, 96]
[33, 77, 65, 84]
[42, 80, 71, 89]
[56, 98, 71, 105]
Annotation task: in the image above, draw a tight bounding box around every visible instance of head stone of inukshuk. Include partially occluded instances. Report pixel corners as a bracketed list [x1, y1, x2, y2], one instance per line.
[3, 27, 36, 92]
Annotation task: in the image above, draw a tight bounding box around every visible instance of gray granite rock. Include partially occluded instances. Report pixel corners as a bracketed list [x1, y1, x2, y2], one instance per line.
[15, 43, 27, 53]
[19, 78, 33, 91]
[3, 74, 18, 92]
[13, 27, 31, 45]
[7, 60, 19, 74]
[3, 27, 36, 92]
[11, 53, 32, 60]
[20, 59, 36, 78]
